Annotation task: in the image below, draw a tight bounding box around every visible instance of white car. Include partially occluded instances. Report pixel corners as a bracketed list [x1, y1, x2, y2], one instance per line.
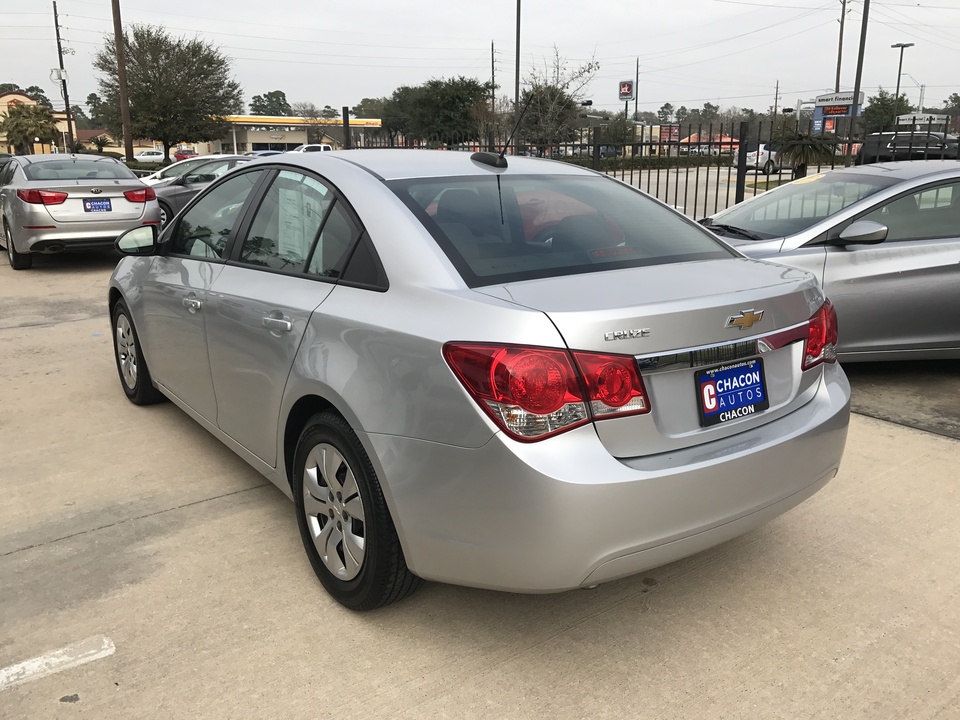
[140, 155, 237, 186]
[130, 149, 170, 164]
[287, 144, 333, 153]
[734, 143, 782, 175]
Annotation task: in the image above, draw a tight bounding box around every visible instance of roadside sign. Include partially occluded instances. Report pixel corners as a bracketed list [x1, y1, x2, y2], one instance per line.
[619, 80, 635, 102]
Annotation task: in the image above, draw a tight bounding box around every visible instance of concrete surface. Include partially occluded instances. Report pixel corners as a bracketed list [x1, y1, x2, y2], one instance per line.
[2, 251, 959, 719]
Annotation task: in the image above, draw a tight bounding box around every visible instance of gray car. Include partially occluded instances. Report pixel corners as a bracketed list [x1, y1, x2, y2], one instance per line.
[108, 150, 850, 609]
[0, 154, 160, 270]
[153, 155, 250, 227]
[703, 161, 960, 361]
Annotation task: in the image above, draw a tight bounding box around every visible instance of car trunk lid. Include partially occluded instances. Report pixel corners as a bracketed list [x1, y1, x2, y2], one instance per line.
[477, 258, 828, 457]
[36, 180, 148, 223]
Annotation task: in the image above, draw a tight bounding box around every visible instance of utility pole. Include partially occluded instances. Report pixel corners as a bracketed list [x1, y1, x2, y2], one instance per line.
[514, 0, 521, 124]
[772, 80, 779, 117]
[491, 41, 496, 115]
[835, 0, 847, 93]
[844, 0, 870, 166]
[52, 1, 74, 152]
[634, 58, 639, 121]
[111, 0, 133, 162]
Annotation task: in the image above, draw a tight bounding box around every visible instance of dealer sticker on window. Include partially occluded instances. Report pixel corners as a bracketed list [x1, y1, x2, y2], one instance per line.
[83, 199, 112, 212]
[696, 358, 769, 427]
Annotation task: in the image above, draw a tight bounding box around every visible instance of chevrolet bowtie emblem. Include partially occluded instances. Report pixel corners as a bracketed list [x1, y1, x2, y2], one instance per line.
[726, 309, 764, 330]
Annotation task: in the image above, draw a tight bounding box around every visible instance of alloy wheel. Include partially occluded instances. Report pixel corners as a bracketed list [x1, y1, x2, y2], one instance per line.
[115, 313, 138, 390]
[301, 443, 366, 581]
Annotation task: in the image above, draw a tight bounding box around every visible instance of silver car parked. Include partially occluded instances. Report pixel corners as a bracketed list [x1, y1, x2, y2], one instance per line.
[152, 155, 250, 227]
[108, 150, 850, 609]
[703, 161, 960, 361]
[0, 154, 160, 270]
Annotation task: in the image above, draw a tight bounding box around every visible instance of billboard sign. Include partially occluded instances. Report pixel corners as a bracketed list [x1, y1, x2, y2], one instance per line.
[619, 80, 635, 102]
[815, 92, 865, 106]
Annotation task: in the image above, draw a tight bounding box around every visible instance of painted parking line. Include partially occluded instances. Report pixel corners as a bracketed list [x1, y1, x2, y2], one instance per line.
[0, 635, 115, 691]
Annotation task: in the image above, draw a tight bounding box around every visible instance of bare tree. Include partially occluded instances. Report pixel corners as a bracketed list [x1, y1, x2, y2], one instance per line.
[291, 101, 327, 144]
[520, 47, 599, 150]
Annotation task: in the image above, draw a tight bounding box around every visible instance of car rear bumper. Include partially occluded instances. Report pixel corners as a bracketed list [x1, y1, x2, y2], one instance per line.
[368, 362, 850, 592]
[17, 223, 157, 253]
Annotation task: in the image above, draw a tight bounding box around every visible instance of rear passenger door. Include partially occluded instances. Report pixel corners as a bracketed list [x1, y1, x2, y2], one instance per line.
[205, 169, 361, 466]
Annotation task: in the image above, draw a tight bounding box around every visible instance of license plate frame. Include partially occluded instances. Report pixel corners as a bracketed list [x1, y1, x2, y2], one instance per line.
[696, 357, 770, 428]
[83, 198, 112, 213]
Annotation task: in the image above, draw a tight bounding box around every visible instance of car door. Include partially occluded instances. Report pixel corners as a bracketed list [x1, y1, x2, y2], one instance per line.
[139, 169, 268, 420]
[205, 169, 360, 466]
[822, 180, 960, 355]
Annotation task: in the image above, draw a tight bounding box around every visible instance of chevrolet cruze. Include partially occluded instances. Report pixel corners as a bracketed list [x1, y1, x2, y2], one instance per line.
[108, 150, 850, 609]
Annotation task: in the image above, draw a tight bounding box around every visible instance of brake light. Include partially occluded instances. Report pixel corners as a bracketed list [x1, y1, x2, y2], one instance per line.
[124, 187, 156, 202]
[443, 343, 649, 441]
[17, 189, 68, 205]
[803, 300, 838, 370]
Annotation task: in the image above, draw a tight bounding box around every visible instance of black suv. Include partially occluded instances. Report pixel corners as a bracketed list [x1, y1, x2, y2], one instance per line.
[855, 131, 959, 164]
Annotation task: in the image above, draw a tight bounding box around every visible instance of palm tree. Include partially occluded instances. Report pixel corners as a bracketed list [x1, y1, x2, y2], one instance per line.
[776, 131, 837, 179]
[0, 103, 59, 154]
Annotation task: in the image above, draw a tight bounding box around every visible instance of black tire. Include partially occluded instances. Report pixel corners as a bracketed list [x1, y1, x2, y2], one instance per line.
[762, 160, 775, 175]
[4, 220, 32, 270]
[293, 411, 422, 610]
[158, 201, 174, 228]
[111, 300, 165, 405]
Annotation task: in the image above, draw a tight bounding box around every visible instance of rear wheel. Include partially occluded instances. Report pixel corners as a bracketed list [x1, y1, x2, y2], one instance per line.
[293, 411, 422, 610]
[111, 300, 164, 405]
[158, 201, 173, 228]
[4, 221, 32, 270]
[762, 159, 775, 175]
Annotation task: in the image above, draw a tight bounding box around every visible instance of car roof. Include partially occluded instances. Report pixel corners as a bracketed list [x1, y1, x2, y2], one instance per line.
[266, 149, 597, 181]
[836, 160, 960, 181]
[14, 154, 125, 165]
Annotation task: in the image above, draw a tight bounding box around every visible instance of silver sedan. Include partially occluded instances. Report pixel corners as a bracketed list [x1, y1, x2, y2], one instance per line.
[0, 154, 160, 270]
[151, 155, 250, 227]
[704, 161, 960, 361]
[108, 150, 851, 609]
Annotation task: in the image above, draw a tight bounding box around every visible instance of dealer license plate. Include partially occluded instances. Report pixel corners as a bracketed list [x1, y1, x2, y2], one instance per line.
[696, 358, 769, 427]
[83, 199, 112, 212]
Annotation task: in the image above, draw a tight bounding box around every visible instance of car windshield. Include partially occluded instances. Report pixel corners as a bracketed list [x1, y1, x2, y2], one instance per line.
[158, 158, 207, 179]
[389, 174, 732, 287]
[707, 172, 899, 239]
[24, 158, 137, 181]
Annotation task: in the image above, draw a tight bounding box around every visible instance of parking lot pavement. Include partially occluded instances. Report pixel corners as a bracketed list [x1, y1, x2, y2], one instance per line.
[2, 256, 959, 718]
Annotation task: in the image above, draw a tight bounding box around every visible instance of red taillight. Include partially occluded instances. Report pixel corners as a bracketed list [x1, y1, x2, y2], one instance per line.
[17, 189, 68, 205]
[124, 187, 156, 202]
[443, 343, 649, 441]
[803, 300, 839, 370]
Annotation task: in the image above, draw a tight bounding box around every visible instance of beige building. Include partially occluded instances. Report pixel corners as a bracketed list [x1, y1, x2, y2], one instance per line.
[0, 91, 71, 154]
[212, 115, 383, 154]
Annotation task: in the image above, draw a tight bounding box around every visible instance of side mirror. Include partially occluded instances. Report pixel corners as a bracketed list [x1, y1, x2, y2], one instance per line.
[836, 220, 888, 245]
[116, 225, 158, 255]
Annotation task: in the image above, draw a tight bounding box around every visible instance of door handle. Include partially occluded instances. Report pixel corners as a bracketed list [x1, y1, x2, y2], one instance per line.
[262, 316, 293, 333]
[182, 297, 202, 313]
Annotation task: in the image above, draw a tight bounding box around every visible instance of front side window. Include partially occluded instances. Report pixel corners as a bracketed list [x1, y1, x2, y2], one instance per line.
[859, 181, 960, 241]
[390, 174, 731, 287]
[169, 170, 265, 259]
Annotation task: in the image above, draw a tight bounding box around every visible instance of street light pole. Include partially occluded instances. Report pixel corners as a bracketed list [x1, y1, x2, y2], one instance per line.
[891, 42, 914, 130]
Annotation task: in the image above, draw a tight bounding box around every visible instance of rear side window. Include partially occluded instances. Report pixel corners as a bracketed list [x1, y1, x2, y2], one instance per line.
[24, 159, 136, 181]
[389, 174, 731, 287]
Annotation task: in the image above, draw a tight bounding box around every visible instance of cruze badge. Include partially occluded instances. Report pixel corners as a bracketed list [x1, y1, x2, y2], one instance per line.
[604, 328, 651, 341]
[726, 309, 764, 330]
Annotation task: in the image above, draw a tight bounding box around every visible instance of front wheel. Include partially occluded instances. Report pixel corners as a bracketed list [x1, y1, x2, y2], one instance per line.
[111, 300, 164, 405]
[4, 221, 32, 270]
[293, 411, 422, 610]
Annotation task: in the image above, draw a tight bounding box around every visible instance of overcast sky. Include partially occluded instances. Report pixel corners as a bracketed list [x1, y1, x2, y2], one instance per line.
[3, 0, 958, 120]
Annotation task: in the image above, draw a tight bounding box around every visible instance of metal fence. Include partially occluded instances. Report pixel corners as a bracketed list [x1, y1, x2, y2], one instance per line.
[345, 116, 958, 220]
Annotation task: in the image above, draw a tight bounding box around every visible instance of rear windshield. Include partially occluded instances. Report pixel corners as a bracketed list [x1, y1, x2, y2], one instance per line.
[708, 171, 899, 238]
[24, 159, 137, 181]
[389, 174, 732, 287]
